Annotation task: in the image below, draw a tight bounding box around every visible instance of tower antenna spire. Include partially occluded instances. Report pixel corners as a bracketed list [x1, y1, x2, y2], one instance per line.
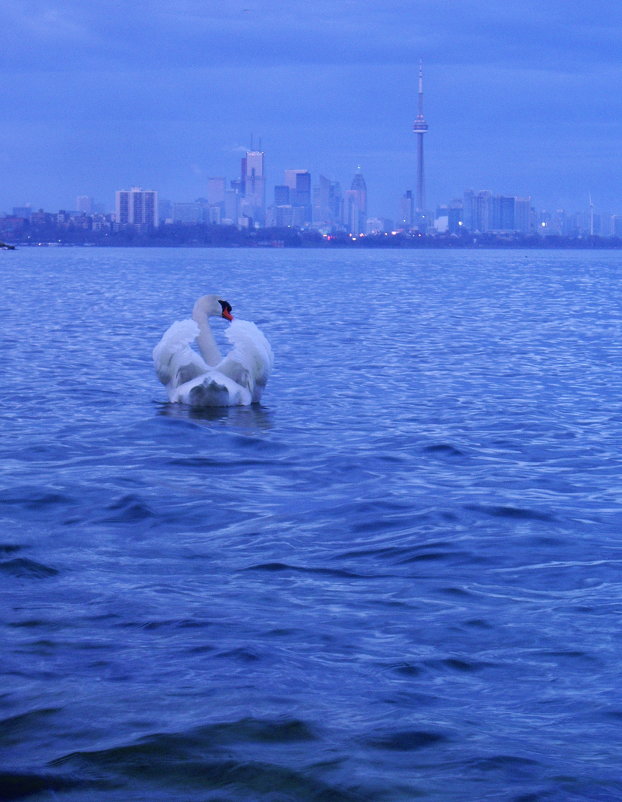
[413, 59, 429, 217]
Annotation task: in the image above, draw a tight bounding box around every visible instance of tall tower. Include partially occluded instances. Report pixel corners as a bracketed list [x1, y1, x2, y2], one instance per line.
[413, 61, 429, 214]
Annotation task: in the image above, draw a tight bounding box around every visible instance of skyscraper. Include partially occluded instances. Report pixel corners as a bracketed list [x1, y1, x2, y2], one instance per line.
[413, 61, 429, 217]
[494, 196, 516, 231]
[314, 175, 342, 228]
[475, 190, 493, 232]
[284, 170, 312, 224]
[514, 197, 532, 234]
[240, 150, 266, 225]
[400, 190, 414, 228]
[349, 172, 367, 234]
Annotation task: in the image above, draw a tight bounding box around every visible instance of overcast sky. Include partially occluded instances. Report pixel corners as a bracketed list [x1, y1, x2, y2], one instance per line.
[2, 0, 622, 219]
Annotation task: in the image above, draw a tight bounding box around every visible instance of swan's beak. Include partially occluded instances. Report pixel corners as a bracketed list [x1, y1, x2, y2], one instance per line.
[218, 300, 234, 321]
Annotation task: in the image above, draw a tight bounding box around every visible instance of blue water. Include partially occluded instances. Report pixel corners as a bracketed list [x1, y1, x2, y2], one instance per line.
[2, 247, 622, 801]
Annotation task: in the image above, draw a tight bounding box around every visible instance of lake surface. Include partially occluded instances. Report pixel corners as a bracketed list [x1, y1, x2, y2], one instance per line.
[2, 246, 622, 801]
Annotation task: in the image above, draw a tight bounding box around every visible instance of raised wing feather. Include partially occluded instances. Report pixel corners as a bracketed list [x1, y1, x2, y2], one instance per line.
[217, 319, 274, 403]
[152, 319, 209, 391]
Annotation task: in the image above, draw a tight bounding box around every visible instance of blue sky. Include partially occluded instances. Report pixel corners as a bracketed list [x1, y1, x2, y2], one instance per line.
[2, 0, 622, 219]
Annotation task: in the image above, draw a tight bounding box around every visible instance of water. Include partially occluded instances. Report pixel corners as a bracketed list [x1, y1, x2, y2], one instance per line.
[2, 247, 622, 801]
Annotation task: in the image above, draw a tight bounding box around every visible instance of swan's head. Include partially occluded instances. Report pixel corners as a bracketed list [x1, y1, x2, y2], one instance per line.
[193, 294, 234, 321]
[218, 299, 234, 321]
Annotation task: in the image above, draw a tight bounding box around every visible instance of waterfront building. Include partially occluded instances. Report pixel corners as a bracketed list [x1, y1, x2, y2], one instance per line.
[475, 190, 493, 232]
[115, 187, 158, 228]
[493, 196, 515, 231]
[514, 197, 533, 234]
[462, 190, 476, 231]
[448, 200, 464, 234]
[207, 205, 221, 225]
[434, 205, 449, 233]
[462, 190, 532, 234]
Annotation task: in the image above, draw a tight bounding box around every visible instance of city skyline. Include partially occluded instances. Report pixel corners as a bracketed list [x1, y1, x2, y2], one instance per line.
[2, 1, 622, 218]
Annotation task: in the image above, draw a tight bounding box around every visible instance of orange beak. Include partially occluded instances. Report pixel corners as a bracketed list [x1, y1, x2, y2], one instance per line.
[218, 299, 234, 320]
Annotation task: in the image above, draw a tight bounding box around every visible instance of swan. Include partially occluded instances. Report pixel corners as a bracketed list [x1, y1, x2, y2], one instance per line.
[153, 295, 273, 407]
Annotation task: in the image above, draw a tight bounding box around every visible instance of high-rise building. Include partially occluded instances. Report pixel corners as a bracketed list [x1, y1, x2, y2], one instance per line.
[463, 190, 476, 231]
[399, 190, 414, 228]
[223, 190, 239, 225]
[349, 172, 367, 235]
[284, 170, 312, 224]
[448, 200, 464, 234]
[313, 175, 343, 228]
[274, 185, 290, 206]
[240, 150, 266, 225]
[475, 190, 493, 232]
[434, 205, 449, 233]
[206, 178, 226, 206]
[115, 187, 158, 228]
[494, 196, 515, 231]
[284, 170, 307, 191]
[328, 180, 343, 226]
[344, 191, 361, 235]
[343, 172, 367, 235]
[514, 197, 532, 234]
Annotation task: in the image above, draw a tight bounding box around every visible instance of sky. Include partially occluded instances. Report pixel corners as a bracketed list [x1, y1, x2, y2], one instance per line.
[2, 0, 622, 220]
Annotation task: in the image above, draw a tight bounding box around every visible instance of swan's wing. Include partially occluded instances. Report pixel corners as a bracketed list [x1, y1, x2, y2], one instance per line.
[217, 319, 274, 402]
[152, 318, 209, 390]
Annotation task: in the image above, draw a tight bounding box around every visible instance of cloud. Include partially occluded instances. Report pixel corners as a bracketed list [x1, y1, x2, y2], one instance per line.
[2, 0, 622, 212]
[4, 0, 622, 75]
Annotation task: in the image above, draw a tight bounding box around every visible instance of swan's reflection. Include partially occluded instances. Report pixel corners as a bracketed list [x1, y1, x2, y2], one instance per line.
[156, 401, 274, 431]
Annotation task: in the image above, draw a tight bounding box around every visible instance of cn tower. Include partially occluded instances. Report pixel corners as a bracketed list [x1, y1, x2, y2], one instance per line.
[412, 61, 429, 214]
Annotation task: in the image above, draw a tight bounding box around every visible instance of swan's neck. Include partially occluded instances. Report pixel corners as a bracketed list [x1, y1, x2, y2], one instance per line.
[192, 302, 221, 366]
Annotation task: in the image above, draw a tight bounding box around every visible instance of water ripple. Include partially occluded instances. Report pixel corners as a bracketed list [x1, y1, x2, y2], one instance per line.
[2, 248, 622, 800]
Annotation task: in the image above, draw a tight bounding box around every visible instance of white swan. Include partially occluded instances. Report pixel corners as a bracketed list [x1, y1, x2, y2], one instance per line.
[153, 295, 273, 407]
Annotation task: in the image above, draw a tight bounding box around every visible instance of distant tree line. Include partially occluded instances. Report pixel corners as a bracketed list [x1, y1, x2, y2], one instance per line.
[4, 217, 622, 249]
